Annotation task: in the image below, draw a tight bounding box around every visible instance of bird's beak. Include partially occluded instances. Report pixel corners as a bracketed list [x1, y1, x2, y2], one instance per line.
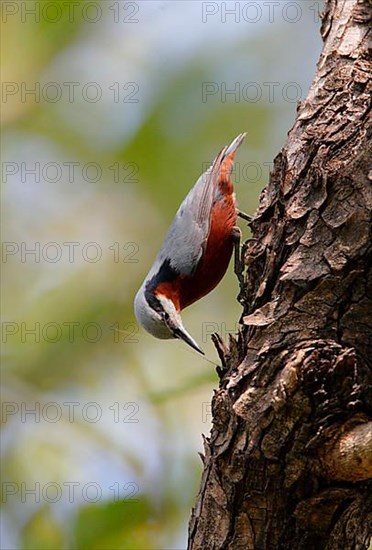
[174, 325, 205, 355]
[164, 314, 204, 355]
[161, 302, 205, 355]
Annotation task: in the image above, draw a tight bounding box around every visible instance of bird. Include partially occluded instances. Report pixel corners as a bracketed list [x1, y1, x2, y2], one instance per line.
[134, 133, 248, 355]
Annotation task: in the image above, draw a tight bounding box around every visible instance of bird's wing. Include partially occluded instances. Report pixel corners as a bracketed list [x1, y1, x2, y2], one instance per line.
[158, 146, 225, 276]
[155, 133, 246, 276]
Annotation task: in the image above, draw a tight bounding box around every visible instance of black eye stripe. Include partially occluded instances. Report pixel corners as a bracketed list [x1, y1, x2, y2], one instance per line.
[146, 259, 178, 291]
[145, 291, 163, 314]
[144, 258, 178, 314]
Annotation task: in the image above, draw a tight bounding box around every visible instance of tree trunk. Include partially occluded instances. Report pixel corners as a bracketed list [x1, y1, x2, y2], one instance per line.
[188, 0, 371, 548]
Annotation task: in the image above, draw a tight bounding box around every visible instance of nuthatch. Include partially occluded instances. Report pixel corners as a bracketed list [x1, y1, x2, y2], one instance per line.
[134, 133, 249, 355]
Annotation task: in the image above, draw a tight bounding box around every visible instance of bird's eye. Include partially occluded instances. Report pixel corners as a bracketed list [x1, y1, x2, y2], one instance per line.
[162, 311, 169, 322]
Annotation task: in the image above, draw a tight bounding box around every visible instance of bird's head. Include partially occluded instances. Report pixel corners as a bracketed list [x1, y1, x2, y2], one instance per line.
[134, 287, 204, 354]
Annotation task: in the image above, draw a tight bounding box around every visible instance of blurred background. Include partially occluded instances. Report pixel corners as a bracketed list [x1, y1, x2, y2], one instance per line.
[1, 1, 323, 548]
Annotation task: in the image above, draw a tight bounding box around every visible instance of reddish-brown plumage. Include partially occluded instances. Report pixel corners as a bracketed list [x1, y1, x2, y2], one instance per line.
[155, 152, 237, 312]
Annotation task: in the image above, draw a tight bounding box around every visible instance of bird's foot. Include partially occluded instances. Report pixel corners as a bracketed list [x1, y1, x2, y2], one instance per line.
[237, 209, 253, 223]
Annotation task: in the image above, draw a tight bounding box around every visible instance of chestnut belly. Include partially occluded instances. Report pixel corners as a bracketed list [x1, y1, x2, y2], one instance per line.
[179, 234, 234, 309]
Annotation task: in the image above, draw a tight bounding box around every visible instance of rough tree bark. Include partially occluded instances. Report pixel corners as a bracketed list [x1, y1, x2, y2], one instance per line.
[188, 1, 371, 548]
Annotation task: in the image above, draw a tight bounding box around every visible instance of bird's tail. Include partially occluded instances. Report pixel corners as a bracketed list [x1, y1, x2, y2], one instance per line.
[224, 132, 247, 158]
[219, 132, 247, 188]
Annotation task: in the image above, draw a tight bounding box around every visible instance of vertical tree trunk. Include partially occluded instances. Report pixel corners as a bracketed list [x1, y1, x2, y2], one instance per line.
[188, 0, 371, 548]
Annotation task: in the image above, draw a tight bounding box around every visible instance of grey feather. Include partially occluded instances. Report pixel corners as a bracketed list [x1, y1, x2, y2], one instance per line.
[147, 133, 246, 277]
[154, 146, 226, 276]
